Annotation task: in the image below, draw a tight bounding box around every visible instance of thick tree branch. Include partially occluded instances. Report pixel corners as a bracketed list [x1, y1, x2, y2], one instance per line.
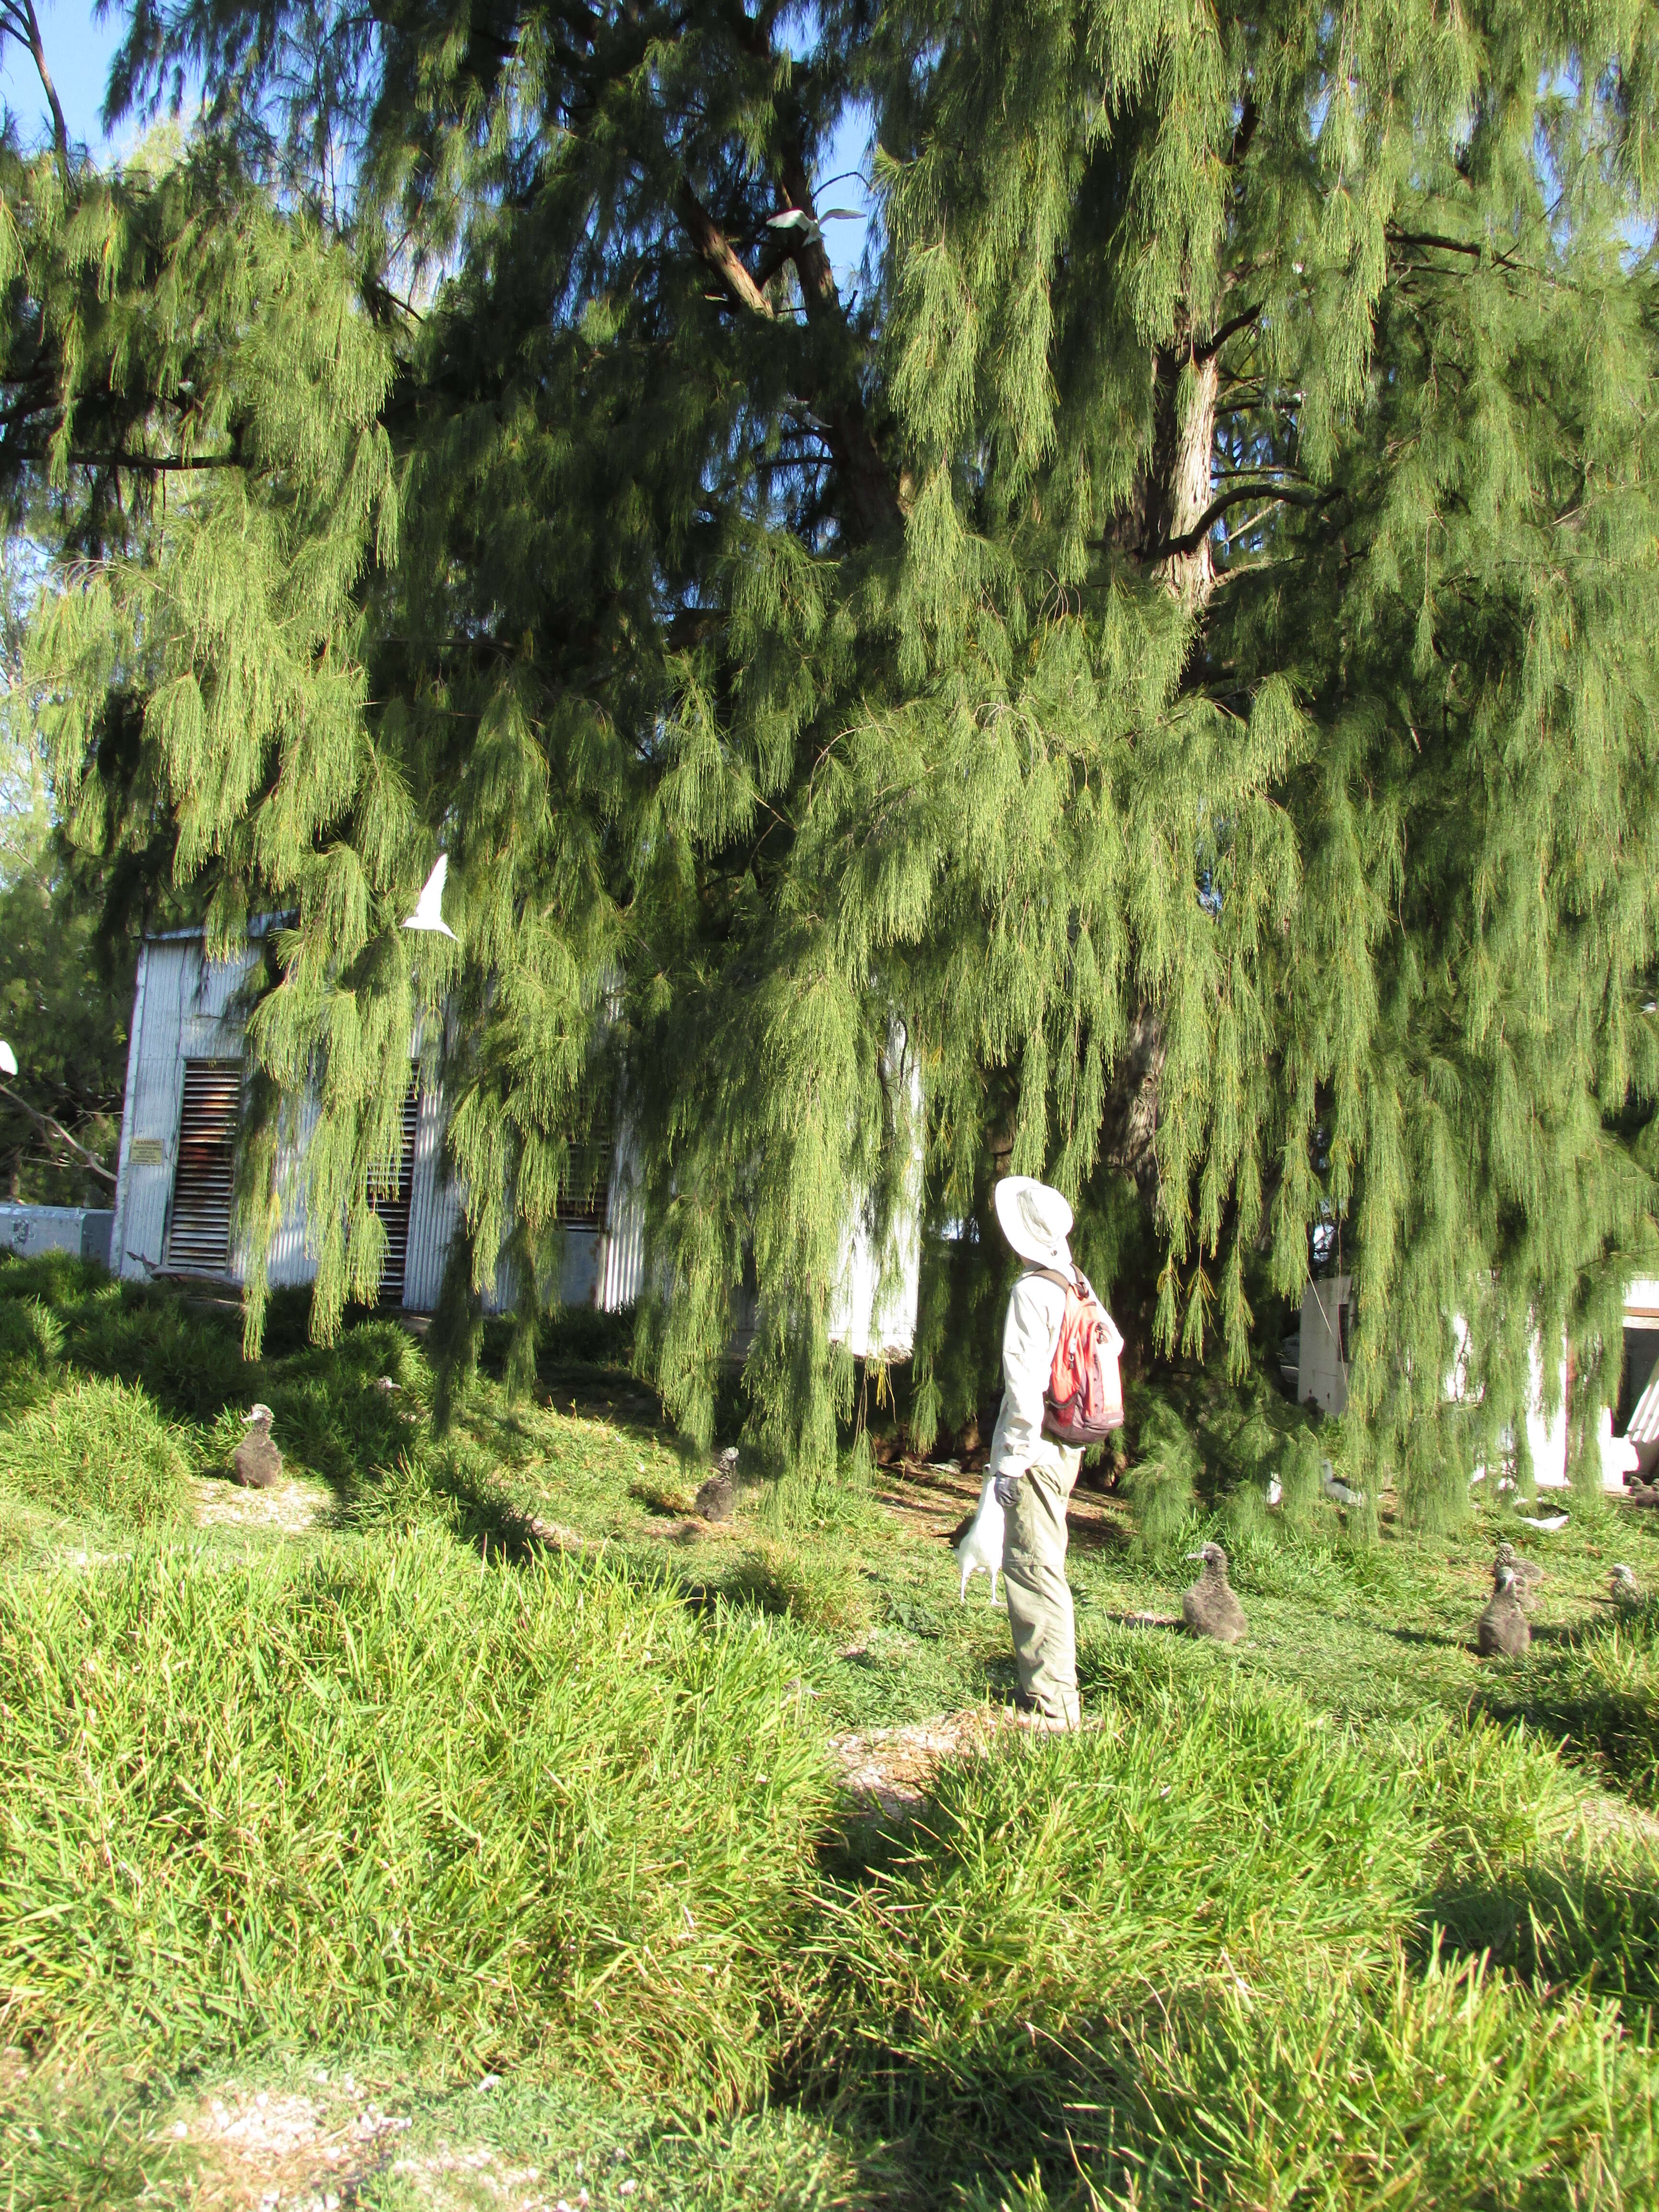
[1194, 303, 1264, 362]
[675, 153, 903, 541]
[1386, 225, 1481, 257]
[1147, 479, 1341, 561]
[1226, 97, 1259, 171]
[773, 152, 904, 539]
[675, 182, 775, 320]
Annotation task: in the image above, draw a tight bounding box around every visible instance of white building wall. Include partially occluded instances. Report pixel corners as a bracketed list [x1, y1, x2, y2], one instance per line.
[113, 935, 259, 1282]
[1297, 1276, 1351, 1414]
[827, 1033, 924, 1361]
[110, 933, 767, 1323]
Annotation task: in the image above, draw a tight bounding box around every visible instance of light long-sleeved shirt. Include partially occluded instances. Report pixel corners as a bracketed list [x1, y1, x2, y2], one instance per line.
[986, 1269, 1082, 1484]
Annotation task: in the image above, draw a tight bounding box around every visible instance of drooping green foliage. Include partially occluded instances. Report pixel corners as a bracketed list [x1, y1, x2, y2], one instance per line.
[5, 0, 1659, 1513]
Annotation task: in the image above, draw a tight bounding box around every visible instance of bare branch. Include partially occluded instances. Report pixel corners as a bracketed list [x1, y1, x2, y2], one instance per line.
[0, 0, 70, 179]
[0, 1081, 117, 1186]
[1194, 303, 1263, 363]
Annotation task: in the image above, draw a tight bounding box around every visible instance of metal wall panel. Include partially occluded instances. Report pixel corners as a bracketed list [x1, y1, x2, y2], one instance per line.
[266, 1093, 321, 1289]
[401, 1080, 456, 1311]
[115, 940, 190, 1280]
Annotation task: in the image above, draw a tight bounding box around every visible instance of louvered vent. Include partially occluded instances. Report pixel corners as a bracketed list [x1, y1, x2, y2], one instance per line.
[554, 1106, 613, 1231]
[369, 1085, 421, 1303]
[165, 1059, 241, 1276]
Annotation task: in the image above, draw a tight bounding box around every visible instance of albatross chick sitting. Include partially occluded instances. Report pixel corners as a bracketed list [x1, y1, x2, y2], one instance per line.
[1477, 1563, 1530, 1658]
[1493, 1539, 1544, 1611]
[232, 1403, 282, 1490]
[1181, 1542, 1247, 1644]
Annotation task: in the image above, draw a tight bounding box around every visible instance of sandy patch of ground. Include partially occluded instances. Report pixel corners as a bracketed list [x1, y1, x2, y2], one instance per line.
[192, 1475, 331, 1538]
[177, 2080, 634, 2211]
[828, 1707, 1017, 1815]
[178, 2081, 409, 2208]
[384, 2139, 610, 2211]
[872, 1457, 1128, 1554]
[1572, 1791, 1659, 1852]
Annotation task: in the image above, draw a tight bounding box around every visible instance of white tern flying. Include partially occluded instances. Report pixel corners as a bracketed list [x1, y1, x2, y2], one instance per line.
[402, 854, 457, 939]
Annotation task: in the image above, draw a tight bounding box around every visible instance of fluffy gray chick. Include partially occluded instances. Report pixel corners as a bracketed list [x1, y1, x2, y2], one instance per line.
[1181, 1542, 1247, 1644]
[1477, 1564, 1530, 1657]
[696, 1445, 740, 1522]
[1493, 1540, 1544, 1611]
[232, 1403, 282, 1490]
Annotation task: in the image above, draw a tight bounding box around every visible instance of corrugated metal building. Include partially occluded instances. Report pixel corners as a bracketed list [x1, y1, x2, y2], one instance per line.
[110, 928, 919, 1357]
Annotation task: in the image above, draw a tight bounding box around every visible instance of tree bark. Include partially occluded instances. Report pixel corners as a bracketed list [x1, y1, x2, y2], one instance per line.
[1099, 1003, 1165, 1198]
[1106, 340, 1221, 606]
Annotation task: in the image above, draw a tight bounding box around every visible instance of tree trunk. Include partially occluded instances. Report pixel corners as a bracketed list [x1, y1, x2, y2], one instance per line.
[1107, 340, 1221, 606]
[1099, 1003, 1165, 1198]
[1089, 336, 1220, 1209]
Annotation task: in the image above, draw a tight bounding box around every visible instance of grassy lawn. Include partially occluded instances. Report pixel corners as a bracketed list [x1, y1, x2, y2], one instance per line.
[2, 1251, 1659, 2209]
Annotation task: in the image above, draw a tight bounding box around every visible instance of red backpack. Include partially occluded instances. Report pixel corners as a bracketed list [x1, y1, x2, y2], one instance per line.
[1029, 1266, 1126, 1444]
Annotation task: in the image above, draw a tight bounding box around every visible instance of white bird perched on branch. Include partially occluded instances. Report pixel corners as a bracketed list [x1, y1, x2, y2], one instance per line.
[0, 1040, 15, 1077]
[402, 854, 457, 938]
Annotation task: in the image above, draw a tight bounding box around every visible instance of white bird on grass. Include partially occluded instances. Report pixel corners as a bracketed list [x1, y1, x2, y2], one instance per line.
[1321, 1459, 1365, 1506]
[955, 1476, 1005, 1605]
[1513, 1508, 1570, 1533]
[402, 854, 457, 939]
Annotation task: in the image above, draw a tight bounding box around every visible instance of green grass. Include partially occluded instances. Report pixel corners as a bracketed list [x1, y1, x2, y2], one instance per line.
[4, 1256, 1659, 2206]
[0, 1531, 831, 2100]
[0, 1375, 191, 1533]
[1478, 1597, 1659, 1807]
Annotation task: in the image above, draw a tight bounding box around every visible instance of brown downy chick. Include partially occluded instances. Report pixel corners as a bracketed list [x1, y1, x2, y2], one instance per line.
[695, 1445, 739, 1522]
[1493, 1540, 1544, 1611]
[1477, 1563, 1530, 1657]
[1181, 1542, 1247, 1644]
[232, 1403, 282, 1490]
[1610, 1563, 1642, 1607]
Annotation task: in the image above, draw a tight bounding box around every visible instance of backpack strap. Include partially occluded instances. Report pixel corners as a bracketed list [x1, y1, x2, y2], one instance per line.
[1024, 1264, 1081, 1295]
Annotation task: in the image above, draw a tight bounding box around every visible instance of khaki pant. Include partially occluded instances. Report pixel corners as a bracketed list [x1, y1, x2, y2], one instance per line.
[1002, 1451, 1082, 1726]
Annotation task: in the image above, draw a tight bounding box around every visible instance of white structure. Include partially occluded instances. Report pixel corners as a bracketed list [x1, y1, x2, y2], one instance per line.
[110, 927, 920, 1356]
[1295, 1274, 1658, 1492]
[1297, 1276, 1352, 1415]
[0, 1204, 113, 1266]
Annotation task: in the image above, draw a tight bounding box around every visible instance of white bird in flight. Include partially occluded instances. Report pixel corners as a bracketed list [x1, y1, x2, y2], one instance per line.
[402, 854, 456, 939]
[1513, 1509, 1570, 1534]
[0, 1040, 15, 1077]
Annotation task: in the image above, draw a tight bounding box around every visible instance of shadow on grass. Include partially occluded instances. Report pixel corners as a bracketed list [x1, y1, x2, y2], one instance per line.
[1474, 1601, 1659, 1807]
[1422, 1863, 1659, 2017]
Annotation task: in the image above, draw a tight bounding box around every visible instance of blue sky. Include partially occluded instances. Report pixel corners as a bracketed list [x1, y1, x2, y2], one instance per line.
[1, 0, 126, 157]
[1, 3, 874, 286]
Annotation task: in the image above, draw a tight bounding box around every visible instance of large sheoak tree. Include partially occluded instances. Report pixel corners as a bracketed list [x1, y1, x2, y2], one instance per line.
[4, 0, 1659, 1512]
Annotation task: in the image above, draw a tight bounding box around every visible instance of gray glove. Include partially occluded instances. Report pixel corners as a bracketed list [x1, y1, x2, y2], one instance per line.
[993, 1473, 1023, 1510]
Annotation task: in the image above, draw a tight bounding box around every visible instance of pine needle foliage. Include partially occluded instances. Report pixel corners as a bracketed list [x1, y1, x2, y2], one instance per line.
[5, 3, 1659, 1512]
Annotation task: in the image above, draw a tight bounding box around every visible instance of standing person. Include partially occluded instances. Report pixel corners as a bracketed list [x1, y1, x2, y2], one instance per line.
[988, 1176, 1086, 1732]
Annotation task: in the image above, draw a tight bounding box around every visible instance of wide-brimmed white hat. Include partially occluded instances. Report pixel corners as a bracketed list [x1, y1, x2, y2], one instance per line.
[993, 1176, 1073, 1271]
